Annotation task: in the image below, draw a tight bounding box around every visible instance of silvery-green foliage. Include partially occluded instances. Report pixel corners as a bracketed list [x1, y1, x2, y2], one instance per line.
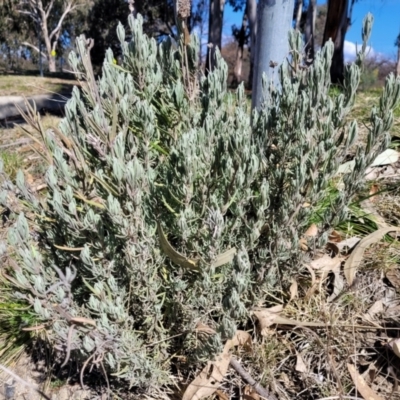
[251, 14, 400, 276]
[0, 14, 203, 389]
[1, 12, 400, 392]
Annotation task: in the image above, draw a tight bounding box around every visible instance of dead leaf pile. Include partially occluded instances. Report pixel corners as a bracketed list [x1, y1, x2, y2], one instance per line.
[182, 329, 252, 400]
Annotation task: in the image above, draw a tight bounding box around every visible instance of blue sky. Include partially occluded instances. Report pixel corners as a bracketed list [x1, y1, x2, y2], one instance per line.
[223, 0, 400, 60]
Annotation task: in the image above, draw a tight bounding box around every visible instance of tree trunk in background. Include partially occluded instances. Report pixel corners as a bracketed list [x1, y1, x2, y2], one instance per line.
[322, 0, 349, 84]
[246, 0, 257, 89]
[18, 0, 78, 73]
[251, 0, 295, 110]
[127, 0, 137, 18]
[206, 0, 226, 74]
[233, 5, 248, 86]
[397, 46, 400, 77]
[396, 34, 400, 77]
[48, 56, 56, 72]
[294, 0, 303, 30]
[304, 0, 316, 65]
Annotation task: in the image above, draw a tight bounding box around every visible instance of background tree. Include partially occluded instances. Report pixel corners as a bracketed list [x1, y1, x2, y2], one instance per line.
[396, 31, 400, 77]
[314, 2, 327, 47]
[17, 0, 82, 72]
[0, 0, 36, 70]
[205, 0, 226, 73]
[231, 3, 248, 85]
[83, 0, 177, 70]
[246, 0, 257, 88]
[322, 0, 353, 84]
[294, 0, 304, 30]
[292, 1, 327, 58]
[135, 0, 176, 39]
[304, 0, 316, 64]
[190, 0, 209, 64]
[83, 0, 128, 68]
[251, 0, 295, 109]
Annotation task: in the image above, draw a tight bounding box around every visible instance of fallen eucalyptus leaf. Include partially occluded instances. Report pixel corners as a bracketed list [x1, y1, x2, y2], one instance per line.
[224, 330, 252, 353]
[253, 306, 330, 331]
[243, 385, 260, 400]
[337, 160, 355, 174]
[158, 222, 236, 270]
[69, 317, 97, 327]
[337, 237, 361, 253]
[370, 149, 399, 166]
[295, 353, 308, 373]
[299, 238, 308, 251]
[385, 268, 400, 289]
[304, 224, 318, 237]
[389, 338, 400, 359]
[360, 198, 389, 228]
[310, 254, 341, 272]
[216, 390, 230, 400]
[157, 222, 199, 271]
[195, 322, 217, 337]
[252, 305, 283, 335]
[329, 230, 343, 243]
[363, 300, 384, 322]
[182, 330, 253, 400]
[304, 263, 318, 299]
[212, 247, 237, 268]
[337, 149, 399, 175]
[347, 363, 384, 400]
[289, 278, 298, 301]
[344, 227, 400, 285]
[182, 353, 231, 400]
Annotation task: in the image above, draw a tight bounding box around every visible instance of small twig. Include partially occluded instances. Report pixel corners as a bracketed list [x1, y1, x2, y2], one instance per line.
[229, 357, 277, 400]
[80, 352, 96, 389]
[32, 183, 47, 193]
[0, 139, 33, 149]
[316, 397, 363, 400]
[0, 363, 51, 400]
[60, 324, 75, 368]
[100, 360, 110, 399]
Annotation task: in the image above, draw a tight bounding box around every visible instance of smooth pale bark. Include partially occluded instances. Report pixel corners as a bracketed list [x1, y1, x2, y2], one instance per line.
[294, 0, 303, 30]
[205, 0, 226, 74]
[251, 0, 295, 110]
[246, 0, 257, 89]
[19, 0, 78, 73]
[322, 0, 349, 84]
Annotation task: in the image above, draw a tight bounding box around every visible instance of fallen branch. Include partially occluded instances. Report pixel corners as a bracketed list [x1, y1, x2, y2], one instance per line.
[229, 357, 277, 400]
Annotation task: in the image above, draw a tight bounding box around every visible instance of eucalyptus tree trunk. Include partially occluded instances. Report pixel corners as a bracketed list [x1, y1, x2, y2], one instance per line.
[322, 0, 349, 84]
[246, 0, 257, 89]
[205, 0, 226, 74]
[396, 34, 400, 77]
[233, 5, 248, 86]
[294, 0, 303, 30]
[19, 0, 78, 73]
[251, 0, 295, 110]
[304, 0, 316, 65]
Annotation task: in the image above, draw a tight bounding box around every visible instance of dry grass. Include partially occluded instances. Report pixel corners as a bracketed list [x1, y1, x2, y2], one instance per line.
[348, 88, 400, 151]
[0, 74, 77, 97]
[0, 87, 400, 399]
[222, 257, 400, 400]
[0, 114, 61, 185]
